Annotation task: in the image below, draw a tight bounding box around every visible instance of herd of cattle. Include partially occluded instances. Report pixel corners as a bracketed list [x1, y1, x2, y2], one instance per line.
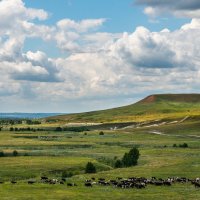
[1, 176, 200, 189]
[84, 177, 200, 189]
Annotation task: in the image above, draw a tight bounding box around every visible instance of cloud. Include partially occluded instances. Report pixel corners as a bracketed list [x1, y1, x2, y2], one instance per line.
[1, 0, 200, 111]
[55, 18, 109, 52]
[136, 0, 200, 18]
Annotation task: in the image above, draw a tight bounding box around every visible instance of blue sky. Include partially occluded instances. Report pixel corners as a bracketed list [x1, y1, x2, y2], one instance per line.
[24, 0, 189, 32]
[0, 0, 200, 112]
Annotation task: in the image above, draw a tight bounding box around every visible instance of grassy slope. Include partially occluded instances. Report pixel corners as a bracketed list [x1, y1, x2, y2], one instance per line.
[46, 94, 200, 123]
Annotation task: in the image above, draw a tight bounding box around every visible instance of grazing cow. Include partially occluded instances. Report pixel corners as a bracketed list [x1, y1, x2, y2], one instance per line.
[28, 180, 35, 184]
[41, 176, 48, 180]
[194, 182, 200, 188]
[196, 178, 200, 182]
[85, 182, 92, 187]
[98, 178, 105, 181]
[154, 181, 163, 186]
[11, 181, 17, 184]
[163, 181, 172, 186]
[67, 183, 77, 186]
[135, 183, 146, 189]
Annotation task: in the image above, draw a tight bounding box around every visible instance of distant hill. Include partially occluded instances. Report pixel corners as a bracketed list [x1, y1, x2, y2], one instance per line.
[46, 94, 200, 123]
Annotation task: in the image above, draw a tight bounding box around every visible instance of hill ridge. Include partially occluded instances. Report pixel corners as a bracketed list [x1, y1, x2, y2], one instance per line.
[46, 93, 200, 123]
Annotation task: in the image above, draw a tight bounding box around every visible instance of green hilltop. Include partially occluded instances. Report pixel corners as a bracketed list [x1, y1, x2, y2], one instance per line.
[46, 94, 200, 123]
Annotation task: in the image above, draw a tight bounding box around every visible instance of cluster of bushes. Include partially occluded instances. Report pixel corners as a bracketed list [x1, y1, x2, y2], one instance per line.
[62, 171, 74, 178]
[0, 119, 23, 125]
[0, 119, 41, 125]
[55, 126, 90, 132]
[173, 143, 188, 148]
[114, 147, 140, 168]
[10, 127, 45, 132]
[0, 150, 18, 157]
[26, 120, 41, 125]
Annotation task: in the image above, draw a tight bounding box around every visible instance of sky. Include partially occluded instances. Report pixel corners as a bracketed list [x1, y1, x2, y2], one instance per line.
[0, 0, 200, 113]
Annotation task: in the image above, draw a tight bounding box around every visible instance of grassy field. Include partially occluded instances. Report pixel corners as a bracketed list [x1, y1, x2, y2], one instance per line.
[0, 117, 200, 199]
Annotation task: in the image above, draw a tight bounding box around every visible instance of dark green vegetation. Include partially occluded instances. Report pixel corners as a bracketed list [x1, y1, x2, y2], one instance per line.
[46, 94, 200, 123]
[1, 94, 200, 199]
[115, 147, 140, 168]
[85, 162, 96, 173]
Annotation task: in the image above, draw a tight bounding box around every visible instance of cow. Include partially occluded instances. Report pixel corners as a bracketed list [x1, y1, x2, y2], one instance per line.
[11, 181, 17, 184]
[28, 180, 35, 184]
[85, 182, 92, 187]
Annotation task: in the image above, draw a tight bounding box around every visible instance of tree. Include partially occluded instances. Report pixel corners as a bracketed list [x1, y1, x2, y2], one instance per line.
[99, 131, 104, 135]
[13, 150, 18, 157]
[85, 162, 96, 173]
[0, 151, 4, 157]
[114, 159, 123, 168]
[122, 147, 140, 167]
[55, 127, 62, 132]
[173, 144, 177, 147]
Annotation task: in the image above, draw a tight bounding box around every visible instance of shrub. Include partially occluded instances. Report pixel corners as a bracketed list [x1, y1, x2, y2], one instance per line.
[114, 159, 123, 168]
[122, 147, 140, 167]
[13, 150, 18, 157]
[55, 127, 62, 132]
[173, 144, 177, 147]
[99, 131, 104, 135]
[0, 151, 5, 157]
[10, 127, 14, 131]
[179, 143, 188, 148]
[62, 171, 73, 178]
[85, 162, 96, 174]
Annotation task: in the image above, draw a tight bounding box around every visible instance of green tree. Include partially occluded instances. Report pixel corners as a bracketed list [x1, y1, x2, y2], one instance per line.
[114, 159, 123, 168]
[85, 162, 96, 173]
[0, 151, 5, 157]
[122, 147, 140, 167]
[13, 150, 18, 157]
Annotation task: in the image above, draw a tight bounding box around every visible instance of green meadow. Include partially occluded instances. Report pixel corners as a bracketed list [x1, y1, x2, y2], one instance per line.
[0, 117, 200, 199]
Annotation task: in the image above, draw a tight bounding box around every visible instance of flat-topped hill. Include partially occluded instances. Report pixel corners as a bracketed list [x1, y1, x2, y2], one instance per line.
[46, 94, 200, 123]
[139, 94, 200, 104]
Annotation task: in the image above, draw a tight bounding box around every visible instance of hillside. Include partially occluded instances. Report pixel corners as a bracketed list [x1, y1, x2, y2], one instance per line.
[46, 94, 200, 123]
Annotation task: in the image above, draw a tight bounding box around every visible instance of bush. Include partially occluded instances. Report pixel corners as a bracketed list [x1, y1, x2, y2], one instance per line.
[10, 127, 14, 131]
[122, 147, 140, 167]
[179, 143, 188, 148]
[114, 159, 123, 168]
[173, 144, 177, 147]
[114, 147, 140, 168]
[62, 171, 73, 178]
[55, 127, 62, 132]
[99, 131, 104, 135]
[13, 150, 18, 157]
[85, 162, 96, 174]
[0, 151, 5, 157]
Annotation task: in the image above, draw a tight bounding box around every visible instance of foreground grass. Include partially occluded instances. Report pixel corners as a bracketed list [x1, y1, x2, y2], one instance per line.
[0, 183, 199, 200]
